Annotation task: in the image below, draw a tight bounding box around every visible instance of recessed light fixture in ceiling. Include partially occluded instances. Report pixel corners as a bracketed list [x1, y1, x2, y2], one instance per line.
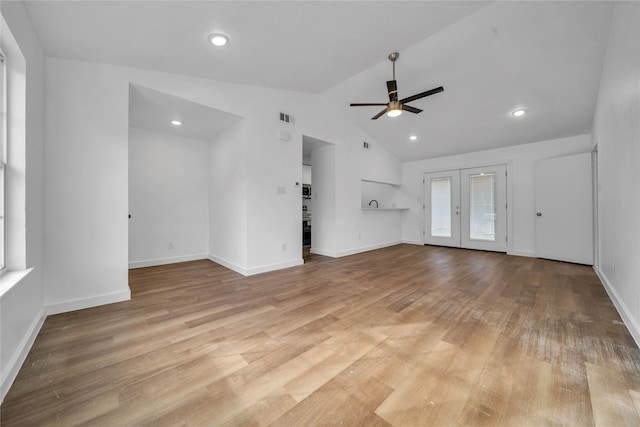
[409, 135, 417, 141]
[512, 109, 526, 117]
[208, 33, 229, 46]
[171, 120, 183, 126]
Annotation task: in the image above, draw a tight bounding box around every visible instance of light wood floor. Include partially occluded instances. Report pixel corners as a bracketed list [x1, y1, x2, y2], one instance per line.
[2, 244, 640, 426]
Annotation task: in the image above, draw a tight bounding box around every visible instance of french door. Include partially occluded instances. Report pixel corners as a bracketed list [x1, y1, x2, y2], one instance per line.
[424, 165, 507, 252]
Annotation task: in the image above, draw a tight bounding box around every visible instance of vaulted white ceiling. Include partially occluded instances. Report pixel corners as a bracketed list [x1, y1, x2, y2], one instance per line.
[22, 1, 613, 161]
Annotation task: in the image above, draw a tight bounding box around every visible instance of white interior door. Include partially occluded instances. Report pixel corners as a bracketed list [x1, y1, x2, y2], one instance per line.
[535, 153, 593, 264]
[424, 170, 461, 247]
[461, 165, 507, 252]
[424, 164, 507, 252]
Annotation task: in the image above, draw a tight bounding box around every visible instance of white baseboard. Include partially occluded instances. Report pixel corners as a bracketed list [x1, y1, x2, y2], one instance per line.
[508, 250, 536, 257]
[309, 247, 338, 257]
[1, 306, 46, 403]
[311, 241, 403, 258]
[128, 253, 208, 269]
[45, 289, 131, 316]
[208, 254, 248, 275]
[245, 259, 304, 276]
[208, 254, 303, 276]
[594, 267, 640, 349]
[402, 239, 424, 246]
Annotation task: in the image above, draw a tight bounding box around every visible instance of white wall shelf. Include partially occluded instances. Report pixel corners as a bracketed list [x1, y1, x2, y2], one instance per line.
[361, 207, 408, 211]
[361, 178, 401, 186]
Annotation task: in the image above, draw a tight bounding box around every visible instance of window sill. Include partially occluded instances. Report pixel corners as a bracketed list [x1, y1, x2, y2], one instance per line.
[0, 268, 34, 298]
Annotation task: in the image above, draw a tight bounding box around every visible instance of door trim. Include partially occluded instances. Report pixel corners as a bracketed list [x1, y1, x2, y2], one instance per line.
[422, 162, 512, 254]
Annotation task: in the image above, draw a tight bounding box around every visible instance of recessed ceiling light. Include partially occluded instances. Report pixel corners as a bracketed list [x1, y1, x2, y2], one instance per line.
[208, 33, 229, 46]
[409, 135, 417, 141]
[512, 109, 526, 117]
[171, 120, 183, 126]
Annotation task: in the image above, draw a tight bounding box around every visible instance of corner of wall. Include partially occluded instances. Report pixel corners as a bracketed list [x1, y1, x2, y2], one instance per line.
[45, 291, 131, 316]
[0, 306, 46, 403]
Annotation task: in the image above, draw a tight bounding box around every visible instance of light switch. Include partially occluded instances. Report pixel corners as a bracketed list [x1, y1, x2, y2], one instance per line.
[277, 186, 286, 194]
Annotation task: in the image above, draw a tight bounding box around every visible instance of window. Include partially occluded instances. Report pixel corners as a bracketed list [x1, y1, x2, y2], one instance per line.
[1, 16, 29, 284]
[1, 50, 6, 271]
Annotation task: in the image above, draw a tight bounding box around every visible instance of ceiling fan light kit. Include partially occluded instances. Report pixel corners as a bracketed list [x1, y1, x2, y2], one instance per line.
[350, 52, 444, 120]
[386, 101, 402, 117]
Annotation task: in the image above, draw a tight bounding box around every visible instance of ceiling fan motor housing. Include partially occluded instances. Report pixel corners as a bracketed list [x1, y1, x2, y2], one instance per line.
[387, 100, 402, 113]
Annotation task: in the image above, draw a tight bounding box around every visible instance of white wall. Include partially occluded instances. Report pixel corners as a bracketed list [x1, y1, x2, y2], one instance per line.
[43, 57, 402, 282]
[401, 134, 592, 253]
[592, 2, 640, 345]
[128, 127, 210, 268]
[0, 2, 46, 402]
[361, 140, 402, 185]
[44, 60, 131, 313]
[209, 120, 249, 272]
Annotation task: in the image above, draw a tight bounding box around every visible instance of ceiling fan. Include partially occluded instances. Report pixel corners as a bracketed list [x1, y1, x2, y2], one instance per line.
[350, 52, 444, 120]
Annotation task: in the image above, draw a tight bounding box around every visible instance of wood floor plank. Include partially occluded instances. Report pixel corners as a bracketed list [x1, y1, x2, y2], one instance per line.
[586, 361, 640, 426]
[2, 245, 640, 426]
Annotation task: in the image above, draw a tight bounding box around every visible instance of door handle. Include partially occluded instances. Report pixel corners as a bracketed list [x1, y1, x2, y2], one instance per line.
[536, 212, 542, 217]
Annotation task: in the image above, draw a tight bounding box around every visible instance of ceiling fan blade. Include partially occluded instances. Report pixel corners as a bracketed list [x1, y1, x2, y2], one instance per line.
[400, 86, 444, 104]
[402, 105, 422, 114]
[387, 80, 398, 102]
[371, 109, 387, 120]
[350, 103, 388, 106]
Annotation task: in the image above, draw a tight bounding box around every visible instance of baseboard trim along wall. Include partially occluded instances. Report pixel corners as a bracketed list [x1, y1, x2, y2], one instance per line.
[594, 266, 640, 349]
[311, 241, 403, 258]
[403, 242, 537, 259]
[245, 259, 304, 276]
[507, 250, 536, 257]
[1, 307, 47, 403]
[207, 254, 248, 275]
[402, 239, 424, 246]
[45, 290, 132, 316]
[208, 255, 304, 277]
[128, 253, 208, 269]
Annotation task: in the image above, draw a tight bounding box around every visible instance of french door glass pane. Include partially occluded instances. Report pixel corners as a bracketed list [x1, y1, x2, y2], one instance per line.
[431, 177, 451, 237]
[469, 173, 496, 241]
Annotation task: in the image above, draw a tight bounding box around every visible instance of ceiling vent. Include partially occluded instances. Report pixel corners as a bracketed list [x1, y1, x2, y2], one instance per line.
[279, 112, 294, 125]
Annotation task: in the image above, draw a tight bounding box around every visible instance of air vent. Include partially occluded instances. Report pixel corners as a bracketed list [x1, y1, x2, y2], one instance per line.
[363, 141, 370, 150]
[279, 112, 294, 124]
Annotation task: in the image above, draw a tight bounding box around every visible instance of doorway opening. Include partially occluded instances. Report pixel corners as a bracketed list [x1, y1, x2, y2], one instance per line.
[301, 135, 334, 260]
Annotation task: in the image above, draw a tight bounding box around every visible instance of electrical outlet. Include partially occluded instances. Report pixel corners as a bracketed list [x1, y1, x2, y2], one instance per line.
[168, 241, 174, 249]
[358, 233, 362, 240]
[282, 243, 287, 251]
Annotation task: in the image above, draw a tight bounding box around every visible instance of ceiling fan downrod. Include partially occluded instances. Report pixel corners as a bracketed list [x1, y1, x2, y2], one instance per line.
[389, 52, 399, 80]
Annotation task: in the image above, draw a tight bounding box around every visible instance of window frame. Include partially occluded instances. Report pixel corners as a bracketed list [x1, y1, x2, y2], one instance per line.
[1, 49, 6, 272]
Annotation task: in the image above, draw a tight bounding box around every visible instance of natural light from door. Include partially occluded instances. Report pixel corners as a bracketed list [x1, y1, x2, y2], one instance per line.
[431, 177, 451, 237]
[469, 173, 496, 241]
